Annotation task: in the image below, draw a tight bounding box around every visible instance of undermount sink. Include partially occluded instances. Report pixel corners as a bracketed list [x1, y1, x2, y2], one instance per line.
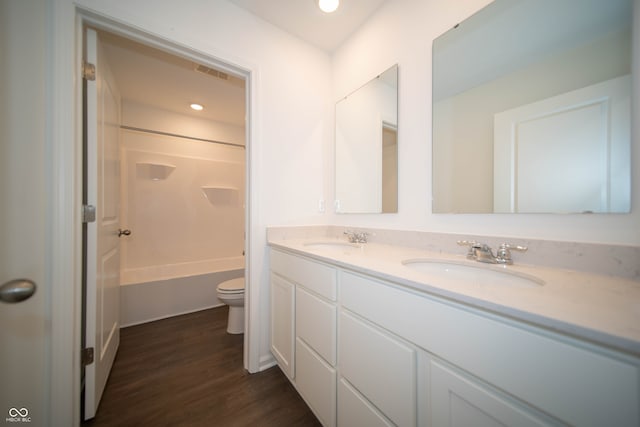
[402, 259, 544, 287]
[303, 241, 363, 254]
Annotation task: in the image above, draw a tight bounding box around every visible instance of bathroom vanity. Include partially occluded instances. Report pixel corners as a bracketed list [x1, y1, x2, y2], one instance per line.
[268, 229, 639, 427]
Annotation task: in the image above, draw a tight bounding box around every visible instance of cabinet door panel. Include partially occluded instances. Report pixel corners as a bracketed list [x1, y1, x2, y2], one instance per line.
[296, 286, 336, 365]
[430, 360, 555, 427]
[296, 338, 336, 427]
[339, 311, 416, 427]
[338, 378, 393, 427]
[270, 273, 295, 379]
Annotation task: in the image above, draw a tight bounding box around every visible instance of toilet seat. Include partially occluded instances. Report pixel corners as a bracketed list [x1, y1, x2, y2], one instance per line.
[217, 278, 244, 294]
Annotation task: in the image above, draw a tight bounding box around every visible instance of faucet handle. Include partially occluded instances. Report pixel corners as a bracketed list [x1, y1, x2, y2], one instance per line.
[496, 243, 527, 264]
[457, 240, 480, 259]
[499, 243, 527, 252]
[344, 230, 368, 243]
[356, 231, 369, 243]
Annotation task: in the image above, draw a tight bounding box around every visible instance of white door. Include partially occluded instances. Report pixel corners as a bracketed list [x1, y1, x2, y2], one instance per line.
[84, 27, 122, 420]
[0, 1, 48, 423]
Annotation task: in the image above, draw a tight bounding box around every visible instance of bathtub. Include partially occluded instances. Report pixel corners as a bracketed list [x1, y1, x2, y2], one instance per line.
[119, 256, 244, 327]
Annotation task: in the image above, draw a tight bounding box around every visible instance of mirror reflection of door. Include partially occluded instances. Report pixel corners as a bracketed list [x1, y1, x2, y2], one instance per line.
[382, 124, 398, 213]
[431, 0, 632, 214]
[493, 75, 630, 213]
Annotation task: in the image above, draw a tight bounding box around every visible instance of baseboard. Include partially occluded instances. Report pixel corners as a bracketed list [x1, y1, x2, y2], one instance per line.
[258, 352, 277, 372]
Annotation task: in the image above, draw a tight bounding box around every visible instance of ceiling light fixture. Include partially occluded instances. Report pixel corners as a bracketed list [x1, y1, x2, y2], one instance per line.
[318, 0, 339, 13]
[190, 103, 204, 111]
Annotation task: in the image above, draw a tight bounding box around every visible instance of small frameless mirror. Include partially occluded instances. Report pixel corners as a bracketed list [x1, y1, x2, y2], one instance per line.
[335, 64, 398, 214]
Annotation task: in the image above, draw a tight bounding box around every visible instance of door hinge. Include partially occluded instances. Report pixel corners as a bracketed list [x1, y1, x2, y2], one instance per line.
[82, 204, 96, 223]
[82, 61, 96, 81]
[82, 347, 94, 366]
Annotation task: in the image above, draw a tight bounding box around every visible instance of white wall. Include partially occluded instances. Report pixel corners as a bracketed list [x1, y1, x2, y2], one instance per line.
[330, 0, 640, 246]
[74, 0, 333, 371]
[122, 100, 246, 146]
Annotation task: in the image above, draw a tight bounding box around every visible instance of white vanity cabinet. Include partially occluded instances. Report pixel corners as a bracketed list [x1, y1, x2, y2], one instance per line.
[270, 249, 338, 426]
[341, 270, 640, 427]
[269, 248, 640, 427]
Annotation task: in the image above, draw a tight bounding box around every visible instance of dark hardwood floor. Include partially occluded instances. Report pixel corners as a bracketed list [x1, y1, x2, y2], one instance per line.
[83, 307, 320, 427]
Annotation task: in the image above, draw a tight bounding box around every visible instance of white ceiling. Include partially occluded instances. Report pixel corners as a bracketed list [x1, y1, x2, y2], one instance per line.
[228, 0, 388, 52]
[100, 31, 246, 126]
[98, 0, 389, 127]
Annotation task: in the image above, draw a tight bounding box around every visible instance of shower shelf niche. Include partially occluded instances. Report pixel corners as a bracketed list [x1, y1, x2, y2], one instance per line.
[136, 162, 176, 180]
[201, 186, 240, 206]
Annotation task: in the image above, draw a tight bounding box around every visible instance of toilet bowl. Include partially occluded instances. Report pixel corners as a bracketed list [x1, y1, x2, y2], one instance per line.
[216, 278, 245, 334]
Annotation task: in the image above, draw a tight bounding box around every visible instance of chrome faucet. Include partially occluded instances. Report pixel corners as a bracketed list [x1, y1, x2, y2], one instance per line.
[457, 240, 527, 265]
[344, 230, 369, 244]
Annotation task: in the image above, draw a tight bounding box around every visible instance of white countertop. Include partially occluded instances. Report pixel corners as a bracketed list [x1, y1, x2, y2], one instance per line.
[268, 237, 640, 358]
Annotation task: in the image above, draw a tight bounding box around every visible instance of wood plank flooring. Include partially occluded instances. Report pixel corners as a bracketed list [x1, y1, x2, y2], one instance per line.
[83, 307, 321, 427]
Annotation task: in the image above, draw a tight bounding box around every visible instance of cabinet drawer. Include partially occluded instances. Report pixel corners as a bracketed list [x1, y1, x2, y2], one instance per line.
[341, 271, 640, 427]
[339, 311, 416, 427]
[338, 378, 393, 427]
[271, 249, 337, 300]
[296, 286, 336, 365]
[296, 338, 336, 427]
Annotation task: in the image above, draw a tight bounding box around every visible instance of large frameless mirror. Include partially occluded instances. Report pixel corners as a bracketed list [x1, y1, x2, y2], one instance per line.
[432, 0, 632, 214]
[335, 64, 398, 213]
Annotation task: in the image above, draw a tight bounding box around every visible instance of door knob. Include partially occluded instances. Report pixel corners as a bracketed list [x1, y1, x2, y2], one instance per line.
[0, 279, 36, 303]
[118, 229, 131, 237]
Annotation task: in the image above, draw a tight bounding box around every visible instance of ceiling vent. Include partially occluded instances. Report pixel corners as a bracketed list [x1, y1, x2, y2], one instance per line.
[194, 64, 229, 80]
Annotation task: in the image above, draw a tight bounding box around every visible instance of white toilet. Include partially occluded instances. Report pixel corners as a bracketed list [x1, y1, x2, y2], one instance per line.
[216, 278, 245, 334]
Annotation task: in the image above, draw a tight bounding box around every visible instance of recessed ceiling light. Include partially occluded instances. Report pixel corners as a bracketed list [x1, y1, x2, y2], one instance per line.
[190, 103, 204, 111]
[318, 0, 339, 13]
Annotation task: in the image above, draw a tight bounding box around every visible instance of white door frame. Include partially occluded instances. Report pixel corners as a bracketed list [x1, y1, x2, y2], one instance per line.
[49, 4, 260, 425]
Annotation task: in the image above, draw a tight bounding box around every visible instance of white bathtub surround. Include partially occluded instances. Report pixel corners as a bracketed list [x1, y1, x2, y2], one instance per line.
[267, 225, 640, 356]
[120, 256, 245, 285]
[120, 129, 245, 271]
[120, 257, 244, 327]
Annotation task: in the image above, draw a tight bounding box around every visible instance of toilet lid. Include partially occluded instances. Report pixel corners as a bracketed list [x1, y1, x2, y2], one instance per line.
[218, 278, 244, 293]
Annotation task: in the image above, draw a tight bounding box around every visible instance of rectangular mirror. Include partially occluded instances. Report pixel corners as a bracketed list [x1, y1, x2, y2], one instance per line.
[336, 64, 398, 213]
[432, 0, 632, 214]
